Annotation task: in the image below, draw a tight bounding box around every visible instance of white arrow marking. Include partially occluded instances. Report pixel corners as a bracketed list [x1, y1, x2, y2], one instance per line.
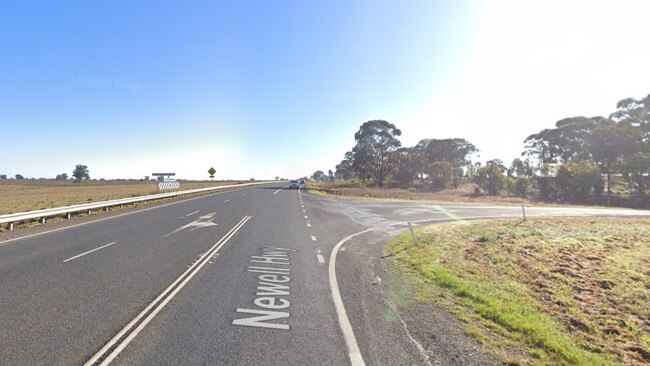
[164, 213, 218, 237]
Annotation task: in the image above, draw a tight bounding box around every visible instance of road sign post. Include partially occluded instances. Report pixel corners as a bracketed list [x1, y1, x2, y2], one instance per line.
[208, 167, 216, 179]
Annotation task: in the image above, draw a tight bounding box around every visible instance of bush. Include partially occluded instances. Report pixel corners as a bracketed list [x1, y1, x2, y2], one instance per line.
[555, 161, 603, 201]
[506, 176, 531, 197]
[428, 162, 462, 191]
[475, 162, 506, 195]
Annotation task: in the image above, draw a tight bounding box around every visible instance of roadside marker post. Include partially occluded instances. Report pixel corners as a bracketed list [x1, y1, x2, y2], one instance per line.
[407, 222, 418, 246]
[522, 204, 527, 222]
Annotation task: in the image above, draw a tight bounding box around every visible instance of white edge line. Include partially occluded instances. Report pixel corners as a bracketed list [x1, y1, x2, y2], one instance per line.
[63, 241, 117, 263]
[85, 216, 251, 366]
[329, 228, 373, 366]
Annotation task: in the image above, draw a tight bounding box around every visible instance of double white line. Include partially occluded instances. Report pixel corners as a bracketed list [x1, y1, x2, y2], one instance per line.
[85, 216, 252, 366]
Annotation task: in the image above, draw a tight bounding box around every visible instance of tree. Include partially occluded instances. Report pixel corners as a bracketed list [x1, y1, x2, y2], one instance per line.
[610, 94, 650, 141]
[391, 148, 416, 187]
[474, 161, 506, 195]
[72, 164, 90, 181]
[335, 151, 356, 180]
[508, 158, 534, 177]
[427, 161, 461, 190]
[56, 173, 68, 180]
[0, 174, 6, 179]
[312, 170, 325, 182]
[15, 174, 24, 179]
[144, 176, 150, 181]
[523, 116, 601, 166]
[587, 119, 634, 205]
[328, 169, 334, 181]
[351, 120, 402, 187]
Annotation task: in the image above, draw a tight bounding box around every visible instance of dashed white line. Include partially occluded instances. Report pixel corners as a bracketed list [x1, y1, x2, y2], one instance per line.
[63, 242, 117, 263]
[273, 185, 290, 195]
[304, 215, 308, 219]
[223, 199, 230, 203]
[241, 193, 247, 196]
[307, 223, 311, 227]
[311, 235, 317, 241]
[185, 210, 200, 217]
[317, 254, 325, 263]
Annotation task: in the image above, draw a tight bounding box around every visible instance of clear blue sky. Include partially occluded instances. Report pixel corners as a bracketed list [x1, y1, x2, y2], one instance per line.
[2, 1, 649, 180]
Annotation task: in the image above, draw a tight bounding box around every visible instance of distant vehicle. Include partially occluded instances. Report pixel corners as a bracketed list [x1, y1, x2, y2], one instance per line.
[289, 180, 299, 189]
[299, 179, 305, 185]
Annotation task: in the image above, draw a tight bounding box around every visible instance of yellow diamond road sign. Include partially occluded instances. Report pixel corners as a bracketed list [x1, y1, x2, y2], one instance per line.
[208, 167, 216, 176]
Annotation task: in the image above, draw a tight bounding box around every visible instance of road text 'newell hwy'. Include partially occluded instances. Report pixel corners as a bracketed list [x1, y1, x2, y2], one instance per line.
[232, 247, 295, 330]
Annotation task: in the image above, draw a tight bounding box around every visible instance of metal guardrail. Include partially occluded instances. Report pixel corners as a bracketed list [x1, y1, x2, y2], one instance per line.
[0, 181, 273, 231]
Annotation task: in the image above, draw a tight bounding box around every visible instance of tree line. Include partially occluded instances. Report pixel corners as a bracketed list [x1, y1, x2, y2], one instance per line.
[319, 94, 649, 207]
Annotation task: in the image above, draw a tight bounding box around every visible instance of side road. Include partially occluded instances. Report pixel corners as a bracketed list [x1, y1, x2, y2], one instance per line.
[302, 192, 650, 365]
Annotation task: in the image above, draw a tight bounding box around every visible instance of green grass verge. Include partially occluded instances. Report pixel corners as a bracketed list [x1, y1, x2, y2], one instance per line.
[386, 218, 650, 365]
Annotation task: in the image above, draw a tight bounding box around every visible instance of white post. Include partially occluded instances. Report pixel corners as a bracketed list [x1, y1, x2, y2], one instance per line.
[66, 213, 71, 219]
[40, 217, 46, 224]
[522, 204, 527, 222]
[8, 222, 14, 231]
[407, 222, 418, 246]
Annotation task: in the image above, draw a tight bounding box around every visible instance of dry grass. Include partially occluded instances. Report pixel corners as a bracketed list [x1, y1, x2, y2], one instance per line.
[0, 180, 246, 214]
[387, 217, 650, 365]
[310, 181, 531, 205]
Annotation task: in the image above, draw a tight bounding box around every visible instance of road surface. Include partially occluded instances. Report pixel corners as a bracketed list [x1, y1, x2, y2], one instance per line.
[0, 183, 648, 365]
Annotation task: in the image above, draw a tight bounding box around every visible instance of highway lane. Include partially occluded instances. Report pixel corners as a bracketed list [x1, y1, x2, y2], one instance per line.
[0, 184, 649, 365]
[0, 184, 302, 365]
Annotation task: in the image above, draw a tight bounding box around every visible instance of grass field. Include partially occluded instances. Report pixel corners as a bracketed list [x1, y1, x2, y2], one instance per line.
[386, 218, 650, 365]
[0, 180, 247, 215]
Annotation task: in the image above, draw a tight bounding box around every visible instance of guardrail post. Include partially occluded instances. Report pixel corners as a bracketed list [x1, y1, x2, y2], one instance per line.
[8, 222, 14, 231]
[104, 207, 109, 212]
[522, 204, 527, 222]
[66, 213, 71, 219]
[40, 217, 46, 224]
[87, 209, 91, 215]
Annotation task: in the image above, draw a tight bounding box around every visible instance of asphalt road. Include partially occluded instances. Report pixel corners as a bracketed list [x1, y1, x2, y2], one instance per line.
[1, 184, 648, 366]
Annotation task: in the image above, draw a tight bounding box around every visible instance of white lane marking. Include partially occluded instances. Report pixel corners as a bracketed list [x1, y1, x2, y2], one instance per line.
[84, 216, 252, 366]
[223, 199, 230, 203]
[317, 254, 325, 263]
[307, 223, 311, 227]
[185, 210, 200, 217]
[304, 215, 308, 219]
[63, 242, 117, 263]
[311, 235, 317, 241]
[329, 229, 373, 366]
[302, 209, 306, 213]
[317, 249, 322, 254]
[273, 185, 290, 195]
[241, 193, 247, 196]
